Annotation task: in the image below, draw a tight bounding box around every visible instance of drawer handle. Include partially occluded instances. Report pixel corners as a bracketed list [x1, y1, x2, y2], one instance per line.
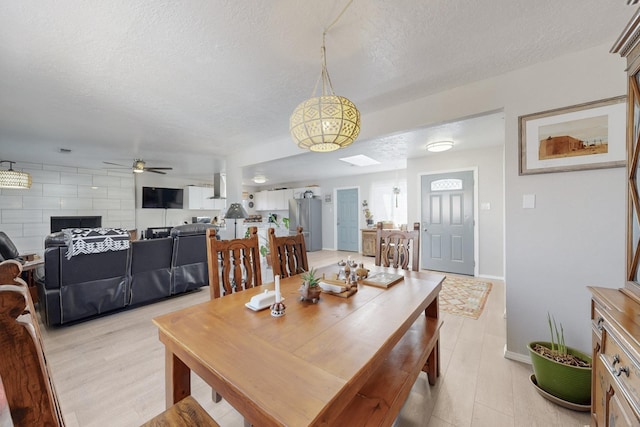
[611, 355, 620, 367]
[597, 317, 605, 330]
[615, 366, 630, 378]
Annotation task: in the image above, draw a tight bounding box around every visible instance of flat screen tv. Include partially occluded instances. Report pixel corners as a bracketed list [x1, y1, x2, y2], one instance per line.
[142, 187, 184, 209]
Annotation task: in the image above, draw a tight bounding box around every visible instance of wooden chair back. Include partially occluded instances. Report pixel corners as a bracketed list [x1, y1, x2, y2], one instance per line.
[206, 227, 262, 299]
[268, 227, 308, 279]
[0, 264, 219, 427]
[375, 222, 421, 271]
[0, 259, 65, 427]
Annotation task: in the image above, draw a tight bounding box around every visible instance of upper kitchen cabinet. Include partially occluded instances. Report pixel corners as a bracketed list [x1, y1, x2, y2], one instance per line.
[185, 186, 226, 210]
[254, 189, 294, 211]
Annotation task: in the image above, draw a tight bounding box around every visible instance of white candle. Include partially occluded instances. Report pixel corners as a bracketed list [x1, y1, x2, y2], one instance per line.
[275, 275, 281, 303]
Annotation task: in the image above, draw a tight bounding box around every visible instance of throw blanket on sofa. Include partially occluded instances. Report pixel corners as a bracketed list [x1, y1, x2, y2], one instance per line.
[63, 228, 130, 259]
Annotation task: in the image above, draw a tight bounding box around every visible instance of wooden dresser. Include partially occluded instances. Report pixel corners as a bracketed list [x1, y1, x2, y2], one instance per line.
[593, 7, 640, 426]
[361, 228, 376, 256]
[588, 287, 640, 425]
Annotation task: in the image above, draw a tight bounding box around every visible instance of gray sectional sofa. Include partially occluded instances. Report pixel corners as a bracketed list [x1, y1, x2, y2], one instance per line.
[37, 223, 217, 326]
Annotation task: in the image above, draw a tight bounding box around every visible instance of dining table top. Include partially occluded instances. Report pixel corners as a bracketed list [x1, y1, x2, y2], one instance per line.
[153, 264, 444, 426]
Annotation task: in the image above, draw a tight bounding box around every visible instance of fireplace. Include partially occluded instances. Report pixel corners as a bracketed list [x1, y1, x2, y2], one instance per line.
[50, 216, 102, 233]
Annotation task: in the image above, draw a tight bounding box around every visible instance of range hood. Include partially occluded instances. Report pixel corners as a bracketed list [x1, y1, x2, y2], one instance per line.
[208, 173, 226, 199]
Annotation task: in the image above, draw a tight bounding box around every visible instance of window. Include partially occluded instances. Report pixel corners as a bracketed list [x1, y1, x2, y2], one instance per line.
[369, 179, 407, 227]
[431, 178, 462, 191]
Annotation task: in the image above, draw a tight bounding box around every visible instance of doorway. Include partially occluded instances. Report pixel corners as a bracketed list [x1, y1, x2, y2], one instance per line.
[336, 188, 359, 252]
[421, 170, 476, 275]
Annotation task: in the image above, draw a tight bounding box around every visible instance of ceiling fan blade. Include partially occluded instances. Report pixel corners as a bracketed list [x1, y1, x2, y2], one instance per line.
[146, 169, 167, 175]
[145, 167, 173, 171]
[103, 161, 128, 167]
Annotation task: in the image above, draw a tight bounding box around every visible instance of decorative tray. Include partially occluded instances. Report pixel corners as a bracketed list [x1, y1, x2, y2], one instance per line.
[360, 272, 404, 289]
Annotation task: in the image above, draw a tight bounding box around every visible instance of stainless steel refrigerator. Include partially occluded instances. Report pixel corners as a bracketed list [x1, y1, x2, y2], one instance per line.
[289, 198, 322, 251]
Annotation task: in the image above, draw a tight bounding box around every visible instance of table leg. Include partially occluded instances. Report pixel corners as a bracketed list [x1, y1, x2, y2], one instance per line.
[165, 349, 190, 408]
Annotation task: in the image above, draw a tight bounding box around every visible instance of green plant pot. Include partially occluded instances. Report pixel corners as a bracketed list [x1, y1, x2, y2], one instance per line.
[528, 341, 592, 405]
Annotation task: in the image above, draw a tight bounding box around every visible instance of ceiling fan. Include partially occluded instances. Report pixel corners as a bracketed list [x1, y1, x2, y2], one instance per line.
[103, 159, 173, 175]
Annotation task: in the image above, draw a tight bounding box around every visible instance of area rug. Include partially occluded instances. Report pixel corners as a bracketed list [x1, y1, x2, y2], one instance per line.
[439, 276, 492, 319]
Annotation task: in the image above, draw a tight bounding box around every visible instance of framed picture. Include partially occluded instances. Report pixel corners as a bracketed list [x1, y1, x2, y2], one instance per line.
[324, 193, 332, 203]
[519, 96, 626, 175]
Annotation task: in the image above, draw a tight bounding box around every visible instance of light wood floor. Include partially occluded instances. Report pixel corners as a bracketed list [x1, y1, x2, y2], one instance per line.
[38, 250, 590, 426]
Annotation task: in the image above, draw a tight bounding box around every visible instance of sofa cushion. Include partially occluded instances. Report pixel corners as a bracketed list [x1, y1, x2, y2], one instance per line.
[170, 223, 217, 237]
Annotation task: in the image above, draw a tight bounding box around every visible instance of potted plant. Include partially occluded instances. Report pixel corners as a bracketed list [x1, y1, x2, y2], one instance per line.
[528, 313, 592, 406]
[255, 217, 289, 268]
[362, 200, 374, 227]
[299, 268, 321, 303]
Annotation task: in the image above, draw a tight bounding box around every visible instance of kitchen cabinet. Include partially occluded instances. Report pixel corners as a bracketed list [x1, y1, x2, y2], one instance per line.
[185, 186, 226, 210]
[255, 189, 294, 211]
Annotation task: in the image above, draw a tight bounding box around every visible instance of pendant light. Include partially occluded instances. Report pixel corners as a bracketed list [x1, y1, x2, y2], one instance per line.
[0, 160, 32, 189]
[289, 0, 360, 152]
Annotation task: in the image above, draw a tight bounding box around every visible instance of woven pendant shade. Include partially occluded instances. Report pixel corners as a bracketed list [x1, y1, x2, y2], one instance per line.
[290, 1, 360, 152]
[290, 95, 360, 152]
[0, 161, 32, 189]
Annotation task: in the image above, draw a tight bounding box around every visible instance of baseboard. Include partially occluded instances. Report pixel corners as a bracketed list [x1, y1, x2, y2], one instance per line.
[476, 274, 504, 281]
[504, 345, 531, 364]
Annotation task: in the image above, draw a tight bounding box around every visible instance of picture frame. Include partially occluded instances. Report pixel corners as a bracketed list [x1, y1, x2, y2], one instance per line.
[518, 96, 626, 175]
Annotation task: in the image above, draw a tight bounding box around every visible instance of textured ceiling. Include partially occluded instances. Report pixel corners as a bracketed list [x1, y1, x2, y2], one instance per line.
[0, 1, 634, 185]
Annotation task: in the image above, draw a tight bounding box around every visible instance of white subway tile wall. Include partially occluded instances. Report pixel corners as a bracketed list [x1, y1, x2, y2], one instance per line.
[0, 162, 135, 256]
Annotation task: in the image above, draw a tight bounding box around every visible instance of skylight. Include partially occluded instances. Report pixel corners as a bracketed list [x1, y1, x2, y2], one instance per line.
[338, 154, 380, 167]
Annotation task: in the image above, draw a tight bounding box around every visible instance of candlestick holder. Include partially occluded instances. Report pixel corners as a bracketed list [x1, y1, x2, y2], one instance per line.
[270, 301, 286, 317]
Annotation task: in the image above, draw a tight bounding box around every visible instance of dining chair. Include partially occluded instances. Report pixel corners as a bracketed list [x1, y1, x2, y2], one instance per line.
[205, 226, 262, 404]
[268, 226, 308, 279]
[374, 222, 421, 271]
[0, 259, 220, 427]
[206, 226, 262, 300]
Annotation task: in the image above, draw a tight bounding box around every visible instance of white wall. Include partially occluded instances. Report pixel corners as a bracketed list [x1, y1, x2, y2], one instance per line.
[0, 162, 135, 256]
[408, 145, 504, 279]
[395, 43, 625, 358]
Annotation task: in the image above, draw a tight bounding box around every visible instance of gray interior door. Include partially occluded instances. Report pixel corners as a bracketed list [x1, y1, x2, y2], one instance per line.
[421, 171, 474, 275]
[336, 188, 359, 252]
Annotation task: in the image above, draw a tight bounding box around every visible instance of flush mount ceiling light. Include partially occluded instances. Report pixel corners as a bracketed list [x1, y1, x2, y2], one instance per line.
[253, 175, 267, 184]
[0, 160, 32, 189]
[426, 140, 454, 153]
[289, 0, 360, 153]
[339, 154, 380, 167]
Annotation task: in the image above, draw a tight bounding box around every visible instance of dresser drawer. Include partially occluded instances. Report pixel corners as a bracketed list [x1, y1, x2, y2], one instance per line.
[600, 324, 640, 419]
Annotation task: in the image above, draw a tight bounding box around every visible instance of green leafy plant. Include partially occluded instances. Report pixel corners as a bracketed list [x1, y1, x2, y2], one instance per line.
[282, 217, 290, 229]
[301, 268, 320, 287]
[260, 245, 268, 257]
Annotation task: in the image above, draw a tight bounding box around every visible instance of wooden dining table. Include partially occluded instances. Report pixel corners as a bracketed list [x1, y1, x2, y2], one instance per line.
[152, 265, 444, 426]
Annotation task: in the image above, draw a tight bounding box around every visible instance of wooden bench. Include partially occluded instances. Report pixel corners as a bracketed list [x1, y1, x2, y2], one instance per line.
[0, 259, 218, 427]
[333, 295, 442, 426]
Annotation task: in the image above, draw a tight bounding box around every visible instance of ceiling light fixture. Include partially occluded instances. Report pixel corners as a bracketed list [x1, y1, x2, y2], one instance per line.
[0, 160, 32, 189]
[133, 159, 145, 173]
[289, 0, 360, 152]
[426, 141, 454, 153]
[253, 175, 267, 184]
